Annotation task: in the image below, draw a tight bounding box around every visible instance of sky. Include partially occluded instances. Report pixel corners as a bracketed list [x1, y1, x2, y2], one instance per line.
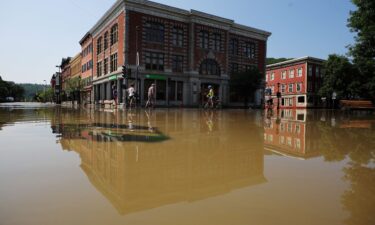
[0, 0, 356, 84]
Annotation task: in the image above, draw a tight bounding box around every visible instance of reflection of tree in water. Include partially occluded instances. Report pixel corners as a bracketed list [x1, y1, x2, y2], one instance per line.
[315, 111, 375, 225]
[342, 163, 375, 225]
[317, 122, 375, 164]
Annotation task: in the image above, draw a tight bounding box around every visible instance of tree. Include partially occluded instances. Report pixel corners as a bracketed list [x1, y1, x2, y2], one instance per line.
[65, 76, 83, 103]
[348, 0, 375, 99]
[229, 67, 262, 107]
[319, 54, 362, 99]
[0, 78, 25, 102]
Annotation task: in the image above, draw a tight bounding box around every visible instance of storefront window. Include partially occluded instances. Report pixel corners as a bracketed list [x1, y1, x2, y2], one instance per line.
[177, 81, 183, 101]
[169, 80, 176, 101]
[156, 80, 166, 100]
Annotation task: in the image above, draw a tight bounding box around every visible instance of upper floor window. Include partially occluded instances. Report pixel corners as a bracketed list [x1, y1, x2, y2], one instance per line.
[97, 37, 102, 55]
[104, 32, 109, 50]
[104, 58, 108, 75]
[200, 59, 220, 75]
[111, 24, 118, 45]
[199, 30, 209, 49]
[289, 69, 295, 78]
[288, 83, 294, 92]
[212, 33, 221, 51]
[172, 55, 183, 72]
[97, 61, 103, 77]
[296, 83, 302, 92]
[230, 38, 238, 55]
[316, 67, 320, 77]
[282, 71, 287, 79]
[297, 68, 303, 77]
[172, 27, 183, 47]
[145, 52, 164, 71]
[308, 65, 313, 76]
[145, 22, 164, 43]
[110, 53, 118, 72]
[231, 63, 239, 74]
[281, 84, 286, 93]
[271, 72, 275, 81]
[244, 42, 256, 59]
[265, 73, 269, 82]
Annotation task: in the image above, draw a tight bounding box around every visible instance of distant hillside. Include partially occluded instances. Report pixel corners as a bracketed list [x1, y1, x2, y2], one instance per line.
[266, 58, 293, 65]
[18, 83, 48, 101]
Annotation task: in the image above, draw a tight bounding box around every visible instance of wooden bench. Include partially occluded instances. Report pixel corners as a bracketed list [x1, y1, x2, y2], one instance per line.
[340, 100, 375, 110]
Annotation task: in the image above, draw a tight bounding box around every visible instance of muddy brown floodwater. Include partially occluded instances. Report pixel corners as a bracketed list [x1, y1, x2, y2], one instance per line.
[0, 103, 374, 225]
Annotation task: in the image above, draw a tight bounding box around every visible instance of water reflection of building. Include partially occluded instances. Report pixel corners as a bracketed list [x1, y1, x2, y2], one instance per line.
[264, 109, 321, 159]
[53, 109, 266, 215]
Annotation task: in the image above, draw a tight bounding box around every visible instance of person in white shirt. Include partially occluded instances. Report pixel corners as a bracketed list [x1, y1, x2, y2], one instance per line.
[146, 83, 156, 108]
[127, 84, 136, 109]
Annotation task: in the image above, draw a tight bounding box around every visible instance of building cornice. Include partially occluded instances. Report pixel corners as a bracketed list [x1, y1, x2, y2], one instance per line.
[87, 0, 271, 40]
[266, 56, 326, 69]
[89, 0, 125, 37]
[79, 32, 92, 45]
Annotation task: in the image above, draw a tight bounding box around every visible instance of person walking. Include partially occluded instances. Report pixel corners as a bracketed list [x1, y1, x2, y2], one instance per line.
[146, 83, 156, 108]
[205, 85, 214, 109]
[112, 84, 118, 107]
[127, 84, 136, 109]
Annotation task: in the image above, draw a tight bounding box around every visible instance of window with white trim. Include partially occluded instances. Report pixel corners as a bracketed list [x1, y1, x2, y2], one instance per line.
[282, 71, 287, 79]
[296, 83, 302, 92]
[297, 68, 303, 77]
[288, 83, 294, 92]
[289, 69, 295, 78]
[281, 84, 286, 93]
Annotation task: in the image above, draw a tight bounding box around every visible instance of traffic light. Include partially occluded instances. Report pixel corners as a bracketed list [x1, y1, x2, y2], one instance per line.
[122, 65, 127, 79]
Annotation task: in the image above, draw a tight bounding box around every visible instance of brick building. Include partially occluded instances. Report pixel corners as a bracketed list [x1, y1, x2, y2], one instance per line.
[84, 0, 271, 107]
[60, 57, 71, 99]
[265, 56, 325, 109]
[79, 33, 94, 104]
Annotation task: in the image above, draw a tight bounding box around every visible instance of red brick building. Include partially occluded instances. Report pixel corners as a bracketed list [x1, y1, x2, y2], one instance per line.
[79, 33, 94, 104]
[83, 0, 271, 107]
[265, 57, 325, 109]
[60, 57, 71, 100]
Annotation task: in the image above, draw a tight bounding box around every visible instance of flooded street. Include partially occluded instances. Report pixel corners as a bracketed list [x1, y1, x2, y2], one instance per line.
[0, 103, 374, 225]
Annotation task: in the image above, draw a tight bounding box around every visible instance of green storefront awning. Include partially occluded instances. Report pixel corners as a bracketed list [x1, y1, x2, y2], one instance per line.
[145, 74, 166, 80]
[109, 75, 118, 81]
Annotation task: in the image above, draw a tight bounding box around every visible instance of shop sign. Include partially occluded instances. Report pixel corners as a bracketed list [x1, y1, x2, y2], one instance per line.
[145, 74, 166, 80]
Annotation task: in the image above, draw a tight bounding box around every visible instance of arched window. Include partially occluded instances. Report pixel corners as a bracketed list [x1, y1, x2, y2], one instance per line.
[104, 32, 109, 50]
[97, 37, 102, 55]
[200, 59, 220, 76]
[110, 24, 118, 45]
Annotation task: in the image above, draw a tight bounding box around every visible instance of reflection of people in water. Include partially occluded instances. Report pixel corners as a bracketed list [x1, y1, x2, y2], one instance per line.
[145, 109, 154, 133]
[205, 110, 214, 132]
[264, 108, 273, 128]
[127, 111, 135, 132]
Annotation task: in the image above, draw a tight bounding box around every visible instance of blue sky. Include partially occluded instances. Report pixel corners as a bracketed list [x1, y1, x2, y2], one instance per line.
[0, 0, 356, 84]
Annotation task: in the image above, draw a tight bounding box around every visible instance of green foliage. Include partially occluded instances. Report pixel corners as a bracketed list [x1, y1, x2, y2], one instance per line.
[347, 0, 375, 99]
[34, 87, 54, 102]
[319, 54, 362, 99]
[229, 67, 262, 106]
[65, 76, 83, 94]
[18, 83, 47, 101]
[0, 77, 25, 102]
[266, 58, 293, 65]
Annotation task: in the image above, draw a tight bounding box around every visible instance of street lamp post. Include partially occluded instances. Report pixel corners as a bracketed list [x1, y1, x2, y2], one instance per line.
[43, 80, 47, 103]
[277, 82, 281, 110]
[135, 25, 140, 106]
[55, 65, 62, 104]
